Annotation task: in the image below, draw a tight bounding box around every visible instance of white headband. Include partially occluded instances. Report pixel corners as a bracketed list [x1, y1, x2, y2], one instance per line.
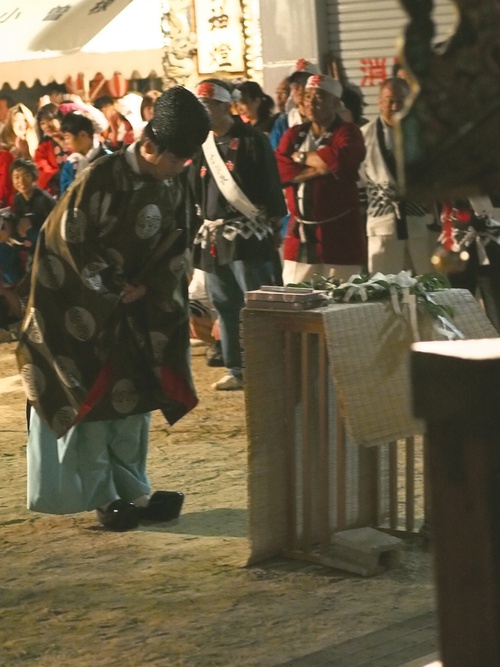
[196, 82, 233, 103]
[305, 74, 343, 99]
[289, 58, 319, 76]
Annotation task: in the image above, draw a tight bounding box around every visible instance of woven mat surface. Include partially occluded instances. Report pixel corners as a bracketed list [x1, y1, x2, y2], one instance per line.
[322, 289, 498, 447]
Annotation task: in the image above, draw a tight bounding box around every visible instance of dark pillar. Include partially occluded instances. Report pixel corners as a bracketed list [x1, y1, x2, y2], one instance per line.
[411, 339, 500, 667]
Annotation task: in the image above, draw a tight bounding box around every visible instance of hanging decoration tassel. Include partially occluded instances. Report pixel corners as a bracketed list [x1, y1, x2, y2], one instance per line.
[431, 204, 470, 274]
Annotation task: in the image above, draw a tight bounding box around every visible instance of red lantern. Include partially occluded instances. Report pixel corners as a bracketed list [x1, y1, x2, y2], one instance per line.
[440, 204, 454, 251]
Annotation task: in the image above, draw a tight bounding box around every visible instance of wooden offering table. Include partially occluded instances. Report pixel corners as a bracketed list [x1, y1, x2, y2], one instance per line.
[242, 289, 498, 569]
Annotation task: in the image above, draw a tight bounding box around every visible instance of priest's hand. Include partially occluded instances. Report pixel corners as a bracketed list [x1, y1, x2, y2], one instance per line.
[121, 283, 147, 304]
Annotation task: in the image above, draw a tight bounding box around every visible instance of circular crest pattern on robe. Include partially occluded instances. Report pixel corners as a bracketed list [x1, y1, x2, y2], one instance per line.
[16, 149, 197, 438]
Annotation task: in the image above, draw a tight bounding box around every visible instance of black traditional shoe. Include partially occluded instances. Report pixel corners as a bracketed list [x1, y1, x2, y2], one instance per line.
[96, 499, 141, 532]
[139, 491, 184, 523]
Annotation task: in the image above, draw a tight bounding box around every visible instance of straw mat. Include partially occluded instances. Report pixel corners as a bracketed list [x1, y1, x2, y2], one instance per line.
[321, 289, 498, 447]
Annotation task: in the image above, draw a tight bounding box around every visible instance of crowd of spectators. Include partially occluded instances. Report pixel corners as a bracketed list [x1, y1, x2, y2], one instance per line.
[0, 86, 161, 336]
[188, 59, 500, 385]
[1, 61, 498, 374]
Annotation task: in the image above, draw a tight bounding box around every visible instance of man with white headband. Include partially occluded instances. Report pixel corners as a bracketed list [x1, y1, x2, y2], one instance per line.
[276, 74, 367, 284]
[189, 78, 287, 391]
[269, 58, 319, 150]
[360, 77, 435, 274]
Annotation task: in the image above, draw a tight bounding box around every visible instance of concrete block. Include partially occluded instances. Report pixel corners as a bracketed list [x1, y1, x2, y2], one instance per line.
[330, 527, 404, 577]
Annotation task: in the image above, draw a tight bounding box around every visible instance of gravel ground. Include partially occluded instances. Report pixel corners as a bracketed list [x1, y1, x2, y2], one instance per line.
[0, 342, 435, 667]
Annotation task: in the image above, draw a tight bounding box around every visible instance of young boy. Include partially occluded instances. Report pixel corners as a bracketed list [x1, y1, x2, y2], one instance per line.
[11, 158, 55, 268]
[59, 111, 110, 193]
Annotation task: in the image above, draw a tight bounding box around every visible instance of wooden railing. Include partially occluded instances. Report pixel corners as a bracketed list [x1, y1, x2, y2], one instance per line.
[278, 325, 426, 566]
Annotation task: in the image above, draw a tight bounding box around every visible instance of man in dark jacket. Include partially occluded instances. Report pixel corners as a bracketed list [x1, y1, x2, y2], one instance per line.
[189, 78, 287, 390]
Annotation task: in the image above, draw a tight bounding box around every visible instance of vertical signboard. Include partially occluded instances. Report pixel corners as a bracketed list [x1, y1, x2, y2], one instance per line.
[194, 0, 246, 73]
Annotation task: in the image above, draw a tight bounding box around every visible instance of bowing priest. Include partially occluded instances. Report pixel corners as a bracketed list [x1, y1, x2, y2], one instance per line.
[16, 87, 210, 532]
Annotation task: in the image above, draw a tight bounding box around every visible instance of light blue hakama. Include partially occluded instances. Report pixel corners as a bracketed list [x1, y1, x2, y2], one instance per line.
[27, 410, 151, 514]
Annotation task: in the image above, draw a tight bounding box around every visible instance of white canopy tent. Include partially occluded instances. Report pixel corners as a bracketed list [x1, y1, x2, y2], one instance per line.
[0, 0, 164, 88]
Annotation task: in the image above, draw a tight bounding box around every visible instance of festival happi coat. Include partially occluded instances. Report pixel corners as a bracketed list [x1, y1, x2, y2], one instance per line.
[16, 147, 197, 438]
[276, 119, 367, 266]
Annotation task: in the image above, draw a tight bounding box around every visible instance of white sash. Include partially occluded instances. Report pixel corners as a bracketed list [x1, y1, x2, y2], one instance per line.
[202, 131, 260, 223]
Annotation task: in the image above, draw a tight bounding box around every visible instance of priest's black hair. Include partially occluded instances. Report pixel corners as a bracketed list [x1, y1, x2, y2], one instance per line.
[146, 85, 210, 158]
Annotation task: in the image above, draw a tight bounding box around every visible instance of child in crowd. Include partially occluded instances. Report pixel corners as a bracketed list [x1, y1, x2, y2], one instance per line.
[34, 104, 67, 197]
[59, 112, 110, 194]
[1, 103, 38, 160]
[11, 158, 55, 269]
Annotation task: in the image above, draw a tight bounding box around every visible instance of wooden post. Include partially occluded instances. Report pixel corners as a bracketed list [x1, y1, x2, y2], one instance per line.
[284, 331, 297, 552]
[411, 339, 500, 667]
[318, 333, 330, 555]
[388, 441, 398, 530]
[405, 436, 415, 533]
[336, 401, 347, 531]
[301, 332, 312, 554]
